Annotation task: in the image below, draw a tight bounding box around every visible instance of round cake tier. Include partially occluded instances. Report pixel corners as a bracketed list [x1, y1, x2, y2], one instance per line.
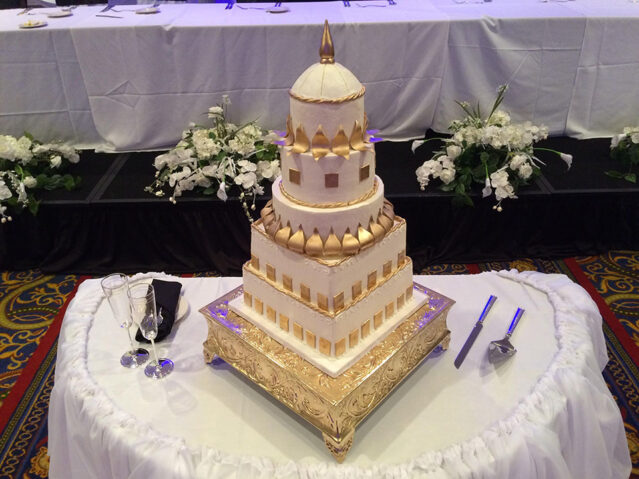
[280, 147, 376, 204]
[290, 96, 364, 145]
[271, 175, 385, 241]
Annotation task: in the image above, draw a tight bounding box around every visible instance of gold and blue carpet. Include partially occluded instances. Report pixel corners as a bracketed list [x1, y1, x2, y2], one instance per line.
[0, 254, 638, 478]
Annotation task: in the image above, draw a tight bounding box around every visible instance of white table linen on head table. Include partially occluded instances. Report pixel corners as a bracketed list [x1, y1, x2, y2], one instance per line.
[48, 270, 631, 478]
[1, 1, 639, 151]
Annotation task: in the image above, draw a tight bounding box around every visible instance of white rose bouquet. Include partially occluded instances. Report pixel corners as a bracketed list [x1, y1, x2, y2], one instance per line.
[413, 85, 571, 211]
[608, 126, 639, 183]
[0, 133, 80, 222]
[146, 96, 280, 221]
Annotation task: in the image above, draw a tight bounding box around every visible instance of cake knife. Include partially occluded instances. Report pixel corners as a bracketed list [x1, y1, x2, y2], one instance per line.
[454, 295, 497, 369]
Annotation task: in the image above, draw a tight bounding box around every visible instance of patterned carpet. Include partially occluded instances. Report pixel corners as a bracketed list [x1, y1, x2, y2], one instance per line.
[0, 253, 638, 478]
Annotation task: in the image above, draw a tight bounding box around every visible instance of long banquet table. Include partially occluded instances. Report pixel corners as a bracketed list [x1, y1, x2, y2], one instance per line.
[48, 271, 631, 478]
[1, 0, 639, 151]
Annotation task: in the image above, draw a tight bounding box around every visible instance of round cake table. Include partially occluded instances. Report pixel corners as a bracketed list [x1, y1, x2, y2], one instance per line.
[48, 271, 631, 478]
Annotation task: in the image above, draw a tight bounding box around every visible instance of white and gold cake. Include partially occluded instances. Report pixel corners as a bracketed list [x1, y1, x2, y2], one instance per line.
[228, 21, 428, 377]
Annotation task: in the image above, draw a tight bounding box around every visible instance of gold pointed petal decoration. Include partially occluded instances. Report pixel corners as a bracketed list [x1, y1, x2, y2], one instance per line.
[378, 212, 393, 232]
[383, 204, 395, 221]
[331, 126, 350, 159]
[275, 223, 292, 246]
[285, 115, 295, 146]
[349, 121, 367, 152]
[305, 228, 324, 257]
[369, 219, 385, 242]
[262, 212, 275, 229]
[260, 204, 273, 220]
[292, 125, 310, 154]
[288, 226, 306, 253]
[266, 217, 281, 238]
[357, 225, 375, 250]
[319, 20, 335, 65]
[324, 228, 342, 256]
[311, 125, 331, 160]
[342, 228, 360, 255]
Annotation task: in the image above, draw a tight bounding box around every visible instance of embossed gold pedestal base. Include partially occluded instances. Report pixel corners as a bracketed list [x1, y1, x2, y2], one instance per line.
[201, 282, 453, 463]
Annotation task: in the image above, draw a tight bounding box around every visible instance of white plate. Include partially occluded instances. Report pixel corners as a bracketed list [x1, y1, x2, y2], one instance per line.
[175, 296, 189, 323]
[47, 10, 73, 18]
[19, 20, 47, 29]
[266, 6, 290, 13]
[136, 6, 160, 14]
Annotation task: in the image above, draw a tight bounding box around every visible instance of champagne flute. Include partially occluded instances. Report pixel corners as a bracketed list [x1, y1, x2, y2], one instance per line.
[101, 273, 149, 368]
[128, 283, 174, 379]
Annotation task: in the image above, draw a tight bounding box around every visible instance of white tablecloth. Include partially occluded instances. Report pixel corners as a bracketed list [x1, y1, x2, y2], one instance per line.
[1, 2, 639, 151]
[48, 270, 631, 478]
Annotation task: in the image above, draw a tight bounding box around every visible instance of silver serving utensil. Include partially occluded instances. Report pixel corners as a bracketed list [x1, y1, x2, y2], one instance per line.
[454, 295, 497, 368]
[488, 308, 524, 364]
[17, 7, 33, 15]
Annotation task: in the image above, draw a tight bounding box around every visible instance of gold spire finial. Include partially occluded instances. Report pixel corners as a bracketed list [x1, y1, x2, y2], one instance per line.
[319, 20, 335, 65]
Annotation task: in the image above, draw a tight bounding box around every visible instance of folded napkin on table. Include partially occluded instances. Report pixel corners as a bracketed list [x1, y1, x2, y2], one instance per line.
[135, 279, 182, 343]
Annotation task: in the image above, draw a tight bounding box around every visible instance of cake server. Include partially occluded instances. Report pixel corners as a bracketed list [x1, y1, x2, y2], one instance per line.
[454, 295, 497, 369]
[488, 308, 525, 364]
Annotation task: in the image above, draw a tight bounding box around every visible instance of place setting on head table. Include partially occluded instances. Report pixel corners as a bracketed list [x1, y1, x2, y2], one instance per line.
[101, 273, 188, 379]
[96, 0, 162, 18]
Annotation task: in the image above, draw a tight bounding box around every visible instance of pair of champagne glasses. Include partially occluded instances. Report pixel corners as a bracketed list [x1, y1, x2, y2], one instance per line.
[101, 273, 174, 379]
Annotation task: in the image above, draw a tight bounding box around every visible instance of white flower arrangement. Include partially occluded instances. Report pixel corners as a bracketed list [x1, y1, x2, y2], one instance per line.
[413, 85, 571, 211]
[0, 133, 80, 223]
[608, 126, 639, 183]
[146, 96, 280, 221]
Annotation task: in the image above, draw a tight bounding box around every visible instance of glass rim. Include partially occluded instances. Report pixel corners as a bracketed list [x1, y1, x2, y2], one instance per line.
[128, 282, 156, 300]
[100, 272, 128, 291]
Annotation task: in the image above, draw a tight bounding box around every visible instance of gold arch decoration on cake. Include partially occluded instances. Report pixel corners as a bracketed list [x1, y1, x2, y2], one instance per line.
[279, 178, 379, 209]
[292, 125, 310, 154]
[311, 126, 331, 160]
[281, 118, 373, 158]
[258, 197, 398, 259]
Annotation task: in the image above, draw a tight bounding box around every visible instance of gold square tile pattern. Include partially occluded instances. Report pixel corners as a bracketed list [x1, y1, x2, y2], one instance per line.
[351, 281, 362, 300]
[349, 329, 359, 348]
[255, 298, 263, 315]
[374, 310, 383, 329]
[406, 285, 413, 300]
[250, 255, 259, 270]
[333, 292, 344, 312]
[289, 168, 301, 185]
[266, 305, 276, 322]
[398, 249, 406, 265]
[359, 164, 370, 182]
[244, 292, 252, 307]
[306, 331, 316, 349]
[361, 320, 371, 339]
[318, 293, 328, 312]
[294, 322, 303, 340]
[300, 284, 311, 302]
[385, 302, 394, 318]
[266, 264, 276, 282]
[280, 314, 290, 331]
[325, 173, 339, 188]
[335, 338, 346, 357]
[367, 271, 377, 289]
[397, 294, 405, 310]
[319, 337, 331, 356]
[383, 260, 392, 277]
[283, 274, 293, 292]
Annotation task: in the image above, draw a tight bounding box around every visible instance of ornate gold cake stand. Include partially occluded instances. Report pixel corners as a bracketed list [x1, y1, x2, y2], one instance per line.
[201, 282, 453, 463]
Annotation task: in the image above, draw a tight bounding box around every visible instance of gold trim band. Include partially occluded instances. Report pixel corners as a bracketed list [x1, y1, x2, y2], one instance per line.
[243, 256, 412, 319]
[279, 178, 378, 209]
[289, 86, 366, 105]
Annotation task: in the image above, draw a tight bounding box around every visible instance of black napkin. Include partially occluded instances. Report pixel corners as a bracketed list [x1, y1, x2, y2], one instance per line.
[135, 279, 182, 343]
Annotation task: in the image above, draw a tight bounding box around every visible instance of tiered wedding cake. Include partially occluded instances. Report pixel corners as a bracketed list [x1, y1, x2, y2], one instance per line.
[229, 21, 429, 378]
